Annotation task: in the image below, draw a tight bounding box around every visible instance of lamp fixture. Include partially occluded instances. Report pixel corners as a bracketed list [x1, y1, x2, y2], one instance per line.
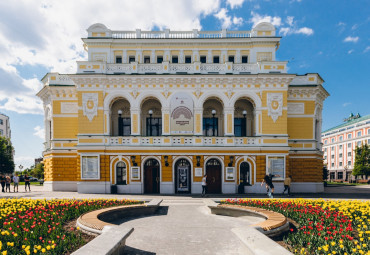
[211, 109, 216, 116]
[228, 156, 234, 167]
[131, 156, 137, 166]
[242, 110, 247, 117]
[196, 156, 201, 167]
[118, 109, 123, 116]
[164, 155, 169, 167]
[148, 109, 153, 115]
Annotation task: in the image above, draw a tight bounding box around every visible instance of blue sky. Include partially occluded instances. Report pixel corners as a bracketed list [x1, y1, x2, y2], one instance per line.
[0, 0, 369, 169]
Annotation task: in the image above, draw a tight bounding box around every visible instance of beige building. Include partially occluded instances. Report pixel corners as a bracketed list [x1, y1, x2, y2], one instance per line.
[37, 22, 329, 194]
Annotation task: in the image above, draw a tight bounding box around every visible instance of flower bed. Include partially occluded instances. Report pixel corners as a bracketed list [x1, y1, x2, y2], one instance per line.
[0, 198, 142, 254]
[221, 199, 370, 255]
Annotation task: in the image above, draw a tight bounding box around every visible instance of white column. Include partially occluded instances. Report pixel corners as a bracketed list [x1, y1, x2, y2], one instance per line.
[151, 50, 156, 63]
[208, 50, 212, 63]
[179, 50, 184, 63]
[123, 50, 127, 63]
[236, 49, 241, 63]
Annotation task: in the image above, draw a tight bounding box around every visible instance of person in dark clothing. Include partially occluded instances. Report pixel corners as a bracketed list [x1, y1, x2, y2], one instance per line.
[0, 174, 5, 192]
[261, 173, 279, 198]
[24, 174, 31, 192]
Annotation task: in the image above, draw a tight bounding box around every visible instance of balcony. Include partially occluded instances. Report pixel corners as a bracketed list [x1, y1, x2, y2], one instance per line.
[77, 61, 287, 75]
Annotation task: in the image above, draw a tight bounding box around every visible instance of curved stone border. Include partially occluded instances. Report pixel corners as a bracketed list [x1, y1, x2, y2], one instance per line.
[208, 201, 289, 237]
[72, 199, 162, 255]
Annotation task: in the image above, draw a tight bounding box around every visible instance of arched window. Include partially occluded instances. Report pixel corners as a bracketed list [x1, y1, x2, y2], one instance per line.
[141, 98, 162, 136]
[234, 98, 255, 137]
[116, 161, 127, 185]
[203, 98, 224, 136]
[110, 98, 131, 136]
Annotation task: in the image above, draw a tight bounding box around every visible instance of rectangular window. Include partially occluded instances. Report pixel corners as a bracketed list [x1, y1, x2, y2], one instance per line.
[228, 56, 234, 63]
[185, 56, 192, 63]
[339, 162, 343, 167]
[339, 153, 342, 158]
[348, 161, 351, 166]
[348, 134, 352, 139]
[213, 56, 220, 63]
[337, 172, 343, 179]
[129, 56, 135, 63]
[331, 163, 334, 168]
[330, 172, 335, 179]
[118, 118, 131, 136]
[144, 56, 150, 63]
[368, 129, 370, 135]
[116, 56, 122, 63]
[234, 118, 246, 137]
[339, 145, 343, 149]
[266, 156, 285, 180]
[348, 143, 352, 148]
[331, 146, 334, 151]
[324, 148, 327, 152]
[348, 151, 352, 157]
[324, 140, 327, 144]
[157, 56, 163, 63]
[241, 56, 248, 63]
[203, 118, 218, 136]
[81, 155, 100, 180]
[200, 56, 207, 63]
[324, 156, 327, 160]
[368, 139, 370, 144]
[357, 131, 362, 137]
[146, 118, 162, 136]
[331, 138, 335, 143]
[357, 141, 362, 147]
[172, 56, 178, 63]
[0, 119, 3, 125]
[339, 136, 343, 141]
[331, 155, 334, 159]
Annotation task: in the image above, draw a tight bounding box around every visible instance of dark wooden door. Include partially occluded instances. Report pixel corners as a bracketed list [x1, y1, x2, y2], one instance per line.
[175, 159, 191, 194]
[206, 159, 222, 194]
[240, 162, 250, 185]
[144, 159, 160, 194]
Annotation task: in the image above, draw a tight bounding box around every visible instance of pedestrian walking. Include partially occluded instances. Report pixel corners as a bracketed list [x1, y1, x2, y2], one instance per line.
[24, 174, 31, 192]
[261, 173, 279, 198]
[13, 173, 19, 192]
[5, 176, 11, 192]
[201, 174, 207, 197]
[282, 175, 292, 196]
[0, 174, 5, 192]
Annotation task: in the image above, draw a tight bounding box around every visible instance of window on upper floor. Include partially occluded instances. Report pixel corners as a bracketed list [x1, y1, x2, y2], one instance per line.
[348, 143, 352, 148]
[331, 138, 335, 143]
[331, 163, 334, 168]
[331, 154, 334, 159]
[200, 56, 207, 63]
[324, 148, 327, 152]
[324, 156, 327, 160]
[339, 162, 343, 167]
[348, 151, 351, 157]
[115, 56, 122, 63]
[172, 56, 178, 63]
[339, 145, 343, 150]
[213, 56, 220, 63]
[228, 56, 234, 63]
[357, 131, 362, 137]
[157, 56, 163, 64]
[144, 56, 150, 63]
[348, 133, 352, 139]
[129, 56, 135, 63]
[368, 129, 370, 135]
[241, 56, 248, 63]
[339, 153, 342, 158]
[185, 56, 192, 63]
[357, 141, 362, 147]
[339, 136, 343, 141]
[348, 161, 352, 166]
[0, 119, 3, 125]
[331, 146, 334, 151]
[324, 140, 327, 144]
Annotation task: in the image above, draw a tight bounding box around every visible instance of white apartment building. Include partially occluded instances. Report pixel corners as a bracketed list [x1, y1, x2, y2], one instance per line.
[322, 113, 370, 181]
[0, 113, 11, 139]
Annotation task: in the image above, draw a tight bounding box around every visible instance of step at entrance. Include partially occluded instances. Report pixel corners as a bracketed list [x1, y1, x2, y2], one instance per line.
[161, 199, 205, 206]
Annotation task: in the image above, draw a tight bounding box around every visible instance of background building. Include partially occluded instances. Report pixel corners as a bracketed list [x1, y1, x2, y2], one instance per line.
[322, 113, 370, 181]
[37, 22, 328, 194]
[0, 113, 11, 139]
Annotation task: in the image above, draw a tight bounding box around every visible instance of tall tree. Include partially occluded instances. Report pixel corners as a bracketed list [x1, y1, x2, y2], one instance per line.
[0, 136, 15, 174]
[353, 143, 370, 178]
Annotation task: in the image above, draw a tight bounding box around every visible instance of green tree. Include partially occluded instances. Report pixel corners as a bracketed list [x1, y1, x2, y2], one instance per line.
[0, 136, 14, 174]
[31, 163, 44, 179]
[353, 143, 370, 178]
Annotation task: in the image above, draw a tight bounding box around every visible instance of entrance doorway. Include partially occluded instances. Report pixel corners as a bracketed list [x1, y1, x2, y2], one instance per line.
[240, 162, 250, 185]
[144, 159, 160, 194]
[206, 159, 222, 194]
[175, 159, 191, 193]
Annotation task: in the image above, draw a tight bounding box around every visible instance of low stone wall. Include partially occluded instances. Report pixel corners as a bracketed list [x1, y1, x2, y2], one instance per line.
[72, 199, 162, 255]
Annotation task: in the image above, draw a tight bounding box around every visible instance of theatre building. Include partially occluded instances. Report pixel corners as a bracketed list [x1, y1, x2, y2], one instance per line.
[37, 22, 329, 194]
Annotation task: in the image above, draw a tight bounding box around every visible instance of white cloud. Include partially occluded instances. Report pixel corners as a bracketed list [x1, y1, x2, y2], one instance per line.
[286, 16, 294, 26]
[226, 0, 245, 9]
[14, 156, 36, 169]
[0, 0, 221, 114]
[348, 49, 354, 54]
[343, 102, 351, 107]
[214, 8, 243, 28]
[250, 12, 282, 27]
[351, 24, 358, 30]
[343, 36, 359, 43]
[33, 126, 45, 139]
[296, 27, 314, 35]
[364, 46, 370, 53]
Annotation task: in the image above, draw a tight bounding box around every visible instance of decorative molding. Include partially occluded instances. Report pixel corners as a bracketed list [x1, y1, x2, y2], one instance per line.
[287, 103, 304, 114]
[267, 93, 283, 122]
[61, 102, 78, 114]
[82, 93, 98, 121]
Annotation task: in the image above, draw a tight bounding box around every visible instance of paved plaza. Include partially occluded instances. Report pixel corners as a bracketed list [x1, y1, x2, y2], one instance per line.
[1, 185, 369, 254]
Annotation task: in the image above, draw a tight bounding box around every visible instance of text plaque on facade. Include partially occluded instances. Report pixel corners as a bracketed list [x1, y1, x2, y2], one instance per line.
[170, 93, 194, 134]
[81, 156, 99, 180]
[131, 167, 140, 180]
[195, 168, 203, 177]
[267, 156, 285, 180]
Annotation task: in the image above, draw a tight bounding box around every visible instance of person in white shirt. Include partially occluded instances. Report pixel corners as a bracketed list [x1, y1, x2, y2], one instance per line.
[201, 174, 207, 197]
[13, 173, 19, 192]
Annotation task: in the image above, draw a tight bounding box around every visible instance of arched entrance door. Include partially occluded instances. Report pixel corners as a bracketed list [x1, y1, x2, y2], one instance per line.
[240, 162, 250, 185]
[206, 159, 222, 194]
[175, 159, 191, 194]
[144, 159, 160, 194]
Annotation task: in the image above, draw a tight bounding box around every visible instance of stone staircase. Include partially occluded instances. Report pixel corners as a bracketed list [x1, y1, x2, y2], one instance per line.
[160, 198, 205, 206]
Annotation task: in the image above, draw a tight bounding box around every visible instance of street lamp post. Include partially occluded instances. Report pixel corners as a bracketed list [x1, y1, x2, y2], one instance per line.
[118, 110, 123, 136]
[148, 109, 153, 136]
[242, 110, 247, 137]
[212, 109, 216, 136]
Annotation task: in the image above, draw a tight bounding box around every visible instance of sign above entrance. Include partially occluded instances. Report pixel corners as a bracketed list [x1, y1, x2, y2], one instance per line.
[170, 93, 194, 135]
